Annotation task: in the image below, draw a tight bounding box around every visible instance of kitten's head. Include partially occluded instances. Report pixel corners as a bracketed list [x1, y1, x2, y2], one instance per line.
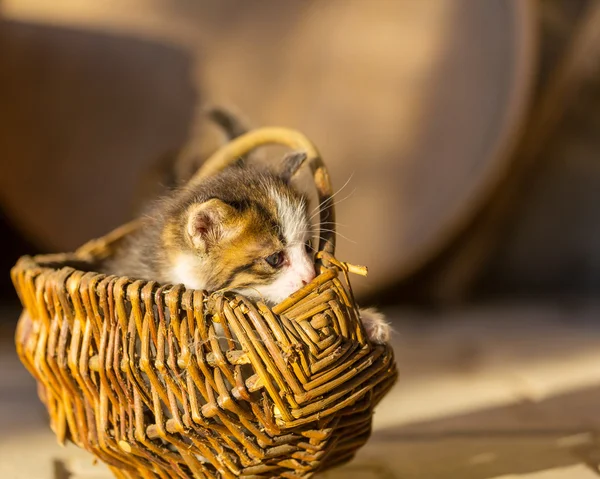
[164, 153, 316, 304]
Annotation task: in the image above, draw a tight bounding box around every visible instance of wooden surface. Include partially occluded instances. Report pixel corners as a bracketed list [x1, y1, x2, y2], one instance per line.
[0, 0, 535, 298]
[2, 302, 600, 478]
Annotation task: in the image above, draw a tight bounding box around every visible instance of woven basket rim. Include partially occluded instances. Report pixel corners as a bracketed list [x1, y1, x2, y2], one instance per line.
[11, 249, 345, 314]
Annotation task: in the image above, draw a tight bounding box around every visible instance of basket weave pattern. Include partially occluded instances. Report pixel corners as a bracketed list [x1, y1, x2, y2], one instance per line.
[12, 129, 397, 478]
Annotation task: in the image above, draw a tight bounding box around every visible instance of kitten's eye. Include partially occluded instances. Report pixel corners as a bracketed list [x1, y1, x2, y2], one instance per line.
[265, 251, 285, 268]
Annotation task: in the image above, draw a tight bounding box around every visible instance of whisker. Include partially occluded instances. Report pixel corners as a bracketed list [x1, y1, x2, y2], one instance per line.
[309, 188, 356, 222]
[305, 243, 318, 254]
[315, 230, 357, 244]
[311, 221, 348, 229]
[298, 222, 347, 240]
[310, 172, 355, 214]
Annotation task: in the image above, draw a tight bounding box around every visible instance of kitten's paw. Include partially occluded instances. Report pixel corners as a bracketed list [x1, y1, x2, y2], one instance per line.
[359, 307, 392, 344]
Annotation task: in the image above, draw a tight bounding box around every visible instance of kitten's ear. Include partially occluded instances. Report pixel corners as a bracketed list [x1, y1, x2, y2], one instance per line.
[279, 151, 308, 182]
[185, 199, 236, 251]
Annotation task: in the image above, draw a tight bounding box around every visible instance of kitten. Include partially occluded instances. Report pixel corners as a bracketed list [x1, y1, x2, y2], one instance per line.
[103, 111, 391, 343]
[105, 153, 316, 303]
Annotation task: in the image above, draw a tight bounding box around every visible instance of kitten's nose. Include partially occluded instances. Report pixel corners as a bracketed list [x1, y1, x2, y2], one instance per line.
[301, 272, 316, 286]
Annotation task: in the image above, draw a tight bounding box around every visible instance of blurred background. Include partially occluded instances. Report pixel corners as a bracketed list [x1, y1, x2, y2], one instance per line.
[2, 1, 600, 478]
[1, 0, 600, 307]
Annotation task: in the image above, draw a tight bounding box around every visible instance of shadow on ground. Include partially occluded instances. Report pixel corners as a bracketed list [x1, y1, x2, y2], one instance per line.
[323, 384, 600, 479]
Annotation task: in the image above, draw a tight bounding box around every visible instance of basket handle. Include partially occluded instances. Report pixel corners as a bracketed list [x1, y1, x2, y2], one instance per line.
[189, 127, 336, 260]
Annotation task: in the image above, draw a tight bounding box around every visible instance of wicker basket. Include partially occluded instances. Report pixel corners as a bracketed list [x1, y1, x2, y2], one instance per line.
[11, 128, 397, 479]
